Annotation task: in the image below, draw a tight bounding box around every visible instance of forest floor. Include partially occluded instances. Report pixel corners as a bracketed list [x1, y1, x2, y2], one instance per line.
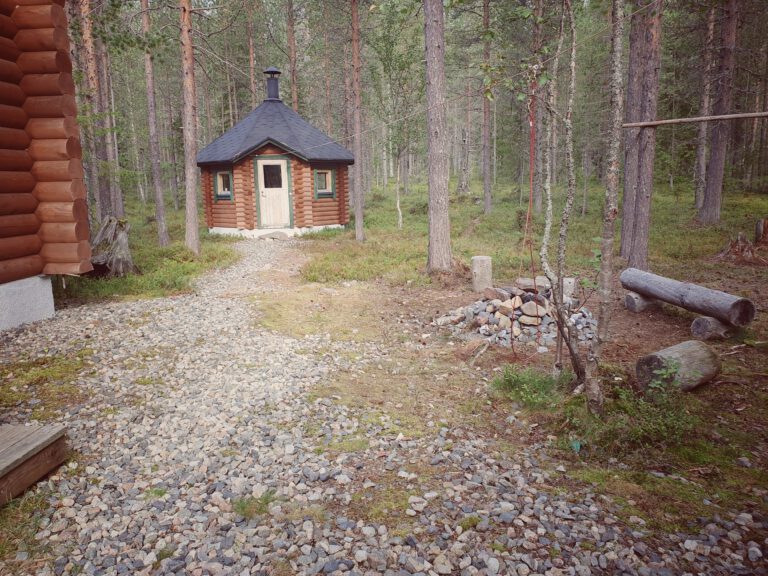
[0, 233, 765, 575]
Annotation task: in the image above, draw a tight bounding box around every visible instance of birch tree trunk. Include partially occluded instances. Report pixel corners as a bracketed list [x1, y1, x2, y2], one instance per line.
[584, 0, 624, 415]
[424, 0, 452, 272]
[540, 2, 584, 386]
[142, 0, 170, 246]
[694, 6, 715, 209]
[351, 0, 365, 241]
[482, 0, 492, 214]
[180, 0, 200, 254]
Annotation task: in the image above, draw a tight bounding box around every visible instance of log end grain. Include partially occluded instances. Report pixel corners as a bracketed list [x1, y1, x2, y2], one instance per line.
[624, 291, 657, 313]
[691, 316, 733, 341]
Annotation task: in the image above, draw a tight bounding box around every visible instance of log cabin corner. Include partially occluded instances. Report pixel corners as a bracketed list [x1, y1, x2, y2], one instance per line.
[0, 0, 91, 331]
[196, 68, 354, 237]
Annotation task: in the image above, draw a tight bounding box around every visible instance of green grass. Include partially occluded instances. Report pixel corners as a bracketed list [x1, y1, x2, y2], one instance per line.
[0, 350, 92, 420]
[300, 178, 766, 285]
[143, 487, 167, 500]
[232, 489, 278, 519]
[54, 200, 239, 303]
[492, 365, 571, 409]
[0, 490, 51, 562]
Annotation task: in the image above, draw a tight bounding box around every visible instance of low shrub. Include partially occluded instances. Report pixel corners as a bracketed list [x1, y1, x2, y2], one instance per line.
[492, 366, 571, 409]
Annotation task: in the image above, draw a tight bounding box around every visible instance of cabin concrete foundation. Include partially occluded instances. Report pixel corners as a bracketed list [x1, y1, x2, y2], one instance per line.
[0, 276, 54, 332]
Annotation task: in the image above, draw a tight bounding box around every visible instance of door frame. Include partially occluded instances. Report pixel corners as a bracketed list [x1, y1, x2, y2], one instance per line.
[253, 155, 293, 228]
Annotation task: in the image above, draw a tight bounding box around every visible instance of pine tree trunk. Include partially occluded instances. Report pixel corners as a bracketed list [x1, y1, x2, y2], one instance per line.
[287, 0, 298, 111]
[482, 0, 492, 214]
[104, 52, 125, 219]
[694, 6, 715, 209]
[532, 0, 544, 214]
[745, 42, 766, 188]
[424, 0, 452, 272]
[699, 0, 738, 225]
[323, 6, 333, 135]
[621, 0, 663, 270]
[248, 13, 257, 108]
[585, 0, 624, 415]
[79, 0, 110, 222]
[350, 0, 365, 241]
[180, 0, 200, 254]
[142, 0, 170, 246]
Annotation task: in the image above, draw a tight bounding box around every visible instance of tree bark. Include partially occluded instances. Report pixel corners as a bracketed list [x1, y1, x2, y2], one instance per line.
[620, 0, 663, 270]
[351, 0, 365, 242]
[619, 267, 756, 327]
[482, 0, 492, 214]
[104, 56, 124, 218]
[78, 0, 110, 222]
[584, 0, 624, 415]
[287, 0, 298, 112]
[532, 0, 543, 214]
[180, 0, 199, 254]
[694, 6, 715, 209]
[699, 0, 738, 224]
[424, 0, 451, 272]
[247, 12, 258, 108]
[636, 340, 721, 392]
[142, 0, 170, 246]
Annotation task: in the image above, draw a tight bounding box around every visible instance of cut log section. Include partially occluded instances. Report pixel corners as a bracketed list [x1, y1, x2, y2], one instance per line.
[0, 36, 20, 62]
[38, 221, 88, 243]
[0, 233, 41, 259]
[0, 148, 32, 171]
[31, 159, 84, 181]
[624, 291, 657, 313]
[691, 316, 733, 341]
[39, 239, 90, 263]
[26, 116, 77, 139]
[28, 137, 80, 161]
[0, 125, 30, 149]
[636, 340, 721, 392]
[0, 192, 37, 215]
[23, 94, 77, 118]
[35, 198, 88, 223]
[620, 268, 756, 327]
[16, 50, 71, 74]
[43, 260, 93, 275]
[0, 253, 43, 283]
[0, 58, 22, 83]
[11, 4, 67, 29]
[19, 72, 74, 96]
[34, 179, 85, 202]
[0, 213, 38, 237]
[0, 103, 27, 128]
[14, 27, 69, 52]
[0, 170, 35, 193]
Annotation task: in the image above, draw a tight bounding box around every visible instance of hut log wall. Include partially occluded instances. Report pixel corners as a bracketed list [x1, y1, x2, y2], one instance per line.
[0, 0, 90, 284]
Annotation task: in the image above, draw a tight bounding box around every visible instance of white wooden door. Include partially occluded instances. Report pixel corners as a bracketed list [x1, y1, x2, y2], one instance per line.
[256, 159, 290, 228]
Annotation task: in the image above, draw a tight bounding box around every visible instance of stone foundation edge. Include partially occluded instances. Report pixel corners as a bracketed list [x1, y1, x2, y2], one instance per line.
[0, 276, 55, 332]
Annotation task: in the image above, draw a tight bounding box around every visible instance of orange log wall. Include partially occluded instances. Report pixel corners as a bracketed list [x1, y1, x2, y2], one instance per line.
[0, 0, 90, 284]
[201, 145, 349, 230]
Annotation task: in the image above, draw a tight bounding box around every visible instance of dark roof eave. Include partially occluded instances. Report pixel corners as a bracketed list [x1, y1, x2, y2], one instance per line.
[197, 136, 355, 167]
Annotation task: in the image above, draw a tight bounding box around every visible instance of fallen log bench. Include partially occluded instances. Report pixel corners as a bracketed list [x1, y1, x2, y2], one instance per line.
[636, 340, 721, 392]
[619, 268, 756, 328]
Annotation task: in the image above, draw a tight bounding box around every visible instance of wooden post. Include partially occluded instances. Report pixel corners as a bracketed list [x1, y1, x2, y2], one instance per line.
[471, 255, 492, 292]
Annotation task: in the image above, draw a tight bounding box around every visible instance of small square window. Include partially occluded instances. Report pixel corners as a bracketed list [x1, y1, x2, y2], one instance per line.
[315, 169, 334, 199]
[263, 165, 282, 188]
[215, 171, 233, 200]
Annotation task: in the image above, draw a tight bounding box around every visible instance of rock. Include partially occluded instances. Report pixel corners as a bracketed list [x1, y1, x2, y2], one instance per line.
[734, 512, 753, 526]
[684, 539, 698, 551]
[736, 457, 752, 468]
[497, 315, 512, 330]
[436, 313, 463, 327]
[748, 546, 762, 562]
[535, 275, 551, 289]
[483, 287, 510, 301]
[520, 301, 547, 317]
[515, 277, 536, 291]
[486, 556, 500, 574]
[433, 554, 453, 574]
[519, 315, 542, 326]
[354, 550, 368, 563]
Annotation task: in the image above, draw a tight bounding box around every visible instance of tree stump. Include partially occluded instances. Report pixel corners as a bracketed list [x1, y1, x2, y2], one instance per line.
[471, 255, 492, 292]
[636, 340, 721, 392]
[90, 217, 138, 277]
[624, 290, 657, 313]
[691, 316, 733, 341]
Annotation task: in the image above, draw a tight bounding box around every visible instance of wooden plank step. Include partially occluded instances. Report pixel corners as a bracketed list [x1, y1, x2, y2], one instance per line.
[0, 423, 67, 506]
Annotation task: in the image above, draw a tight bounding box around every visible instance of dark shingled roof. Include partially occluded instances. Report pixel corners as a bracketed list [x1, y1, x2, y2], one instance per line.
[196, 100, 354, 166]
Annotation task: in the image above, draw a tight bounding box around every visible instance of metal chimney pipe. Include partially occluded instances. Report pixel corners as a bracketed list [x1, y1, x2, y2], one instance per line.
[264, 67, 281, 100]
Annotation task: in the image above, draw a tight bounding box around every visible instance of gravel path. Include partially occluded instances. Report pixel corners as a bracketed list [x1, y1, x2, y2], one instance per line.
[0, 240, 764, 576]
